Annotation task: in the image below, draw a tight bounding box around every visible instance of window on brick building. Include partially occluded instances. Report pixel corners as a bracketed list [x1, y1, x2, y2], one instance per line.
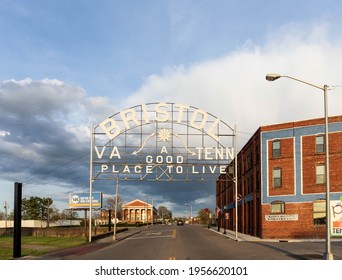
[313, 199, 326, 225]
[315, 135, 325, 153]
[273, 168, 282, 187]
[272, 140, 281, 157]
[316, 164, 326, 184]
[270, 201, 285, 213]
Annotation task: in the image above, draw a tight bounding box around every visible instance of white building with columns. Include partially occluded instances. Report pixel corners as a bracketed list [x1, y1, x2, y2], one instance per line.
[122, 199, 158, 224]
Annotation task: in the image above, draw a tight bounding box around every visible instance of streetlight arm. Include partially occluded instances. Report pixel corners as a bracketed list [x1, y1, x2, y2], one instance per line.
[281, 75, 325, 91]
[266, 73, 325, 91]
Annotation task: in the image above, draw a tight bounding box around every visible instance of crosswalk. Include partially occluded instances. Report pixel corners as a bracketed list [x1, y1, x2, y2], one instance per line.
[127, 229, 176, 240]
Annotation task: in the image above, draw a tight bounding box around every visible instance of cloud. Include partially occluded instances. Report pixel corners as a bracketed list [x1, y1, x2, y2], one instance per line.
[0, 79, 90, 198]
[0, 130, 10, 137]
[117, 23, 342, 215]
[0, 78, 85, 120]
[126, 23, 342, 138]
[83, 96, 119, 123]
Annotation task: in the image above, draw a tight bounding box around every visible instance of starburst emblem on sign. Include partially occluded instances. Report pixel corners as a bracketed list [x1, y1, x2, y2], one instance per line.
[158, 128, 172, 142]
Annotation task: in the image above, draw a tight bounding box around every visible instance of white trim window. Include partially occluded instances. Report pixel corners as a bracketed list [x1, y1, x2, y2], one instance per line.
[272, 140, 281, 158]
[273, 168, 282, 188]
[315, 135, 325, 154]
[270, 201, 285, 213]
[313, 199, 326, 225]
[316, 164, 325, 184]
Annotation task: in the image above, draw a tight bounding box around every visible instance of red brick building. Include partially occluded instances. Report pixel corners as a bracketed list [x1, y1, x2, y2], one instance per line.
[216, 116, 342, 239]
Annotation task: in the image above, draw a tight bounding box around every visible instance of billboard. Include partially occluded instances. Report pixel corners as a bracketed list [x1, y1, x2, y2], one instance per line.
[331, 197, 342, 237]
[69, 192, 103, 209]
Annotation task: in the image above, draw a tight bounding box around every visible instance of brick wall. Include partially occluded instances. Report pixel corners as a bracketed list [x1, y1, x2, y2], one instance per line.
[302, 132, 342, 194]
[328, 132, 342, 192]
[261, 202, 325, 239]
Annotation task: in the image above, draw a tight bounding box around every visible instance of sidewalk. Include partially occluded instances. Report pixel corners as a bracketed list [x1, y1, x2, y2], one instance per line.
[209, 226, 265, 242]
[209, 226, 342, 243]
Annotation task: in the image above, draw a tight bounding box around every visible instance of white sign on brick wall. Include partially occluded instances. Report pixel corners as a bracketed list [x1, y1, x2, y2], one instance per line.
[265, 214, 298, 221]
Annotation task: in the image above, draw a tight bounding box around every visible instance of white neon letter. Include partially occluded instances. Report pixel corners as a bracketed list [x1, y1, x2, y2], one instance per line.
[134, 165, 142, 173]
[190, 109, 208, 129]
[99, 118, 121, 140]
[141, 104, 150, 124]
[207, 117, 220, 141]
[146, 155, 153, 164]
[120, 108, 140, 129]
[155, 103, 169, 122]
[226, 147, 234, 160]
[205, 147, 213, 160]
[160, 146, 168, 154]
[109, 146, 121, 159]
[94, 146, 106, 159]
[101, 165, 109, 172]
[123, 165, 131, 173]
[174, 103, 189, 123]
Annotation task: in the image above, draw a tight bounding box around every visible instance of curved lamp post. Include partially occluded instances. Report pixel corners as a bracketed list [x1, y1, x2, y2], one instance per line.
[266, 73, 333, 260]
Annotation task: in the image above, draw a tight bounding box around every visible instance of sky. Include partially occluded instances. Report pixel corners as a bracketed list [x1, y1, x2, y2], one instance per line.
[1, 0, 342, 218]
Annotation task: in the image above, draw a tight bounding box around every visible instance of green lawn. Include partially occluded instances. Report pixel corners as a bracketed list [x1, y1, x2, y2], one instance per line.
[0, 236, 87, 260]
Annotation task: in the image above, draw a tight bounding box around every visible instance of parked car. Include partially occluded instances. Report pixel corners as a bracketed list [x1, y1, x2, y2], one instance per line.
[177, 219, 184, 226]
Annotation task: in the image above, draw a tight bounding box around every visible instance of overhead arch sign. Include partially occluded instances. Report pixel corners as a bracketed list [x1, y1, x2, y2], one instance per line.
[91, 102, 236, 181]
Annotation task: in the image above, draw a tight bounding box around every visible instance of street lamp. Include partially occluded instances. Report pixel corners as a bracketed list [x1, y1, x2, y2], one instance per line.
[266, 73, 333, 260]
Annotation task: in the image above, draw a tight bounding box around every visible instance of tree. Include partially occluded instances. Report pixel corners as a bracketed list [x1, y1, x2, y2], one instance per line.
[105, 195, 123, 219]
[48, 206, 60, 222]
[22, 196, 53, 221]
[198, 208, 212, 225]
[157, 206, 172, 222]
[59, 209, 79, 220]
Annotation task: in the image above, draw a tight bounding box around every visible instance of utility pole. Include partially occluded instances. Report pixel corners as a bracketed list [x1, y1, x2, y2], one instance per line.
[113, 177, 119, 241]
[151, 198, 154, 225]
[146, 194, 149, 228]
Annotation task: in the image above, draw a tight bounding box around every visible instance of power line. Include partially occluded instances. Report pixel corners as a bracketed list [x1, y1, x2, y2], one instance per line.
[24, 153, 89, 185]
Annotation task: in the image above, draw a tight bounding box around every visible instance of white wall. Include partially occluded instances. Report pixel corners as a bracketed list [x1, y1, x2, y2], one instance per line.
[0, 220, 81, 228]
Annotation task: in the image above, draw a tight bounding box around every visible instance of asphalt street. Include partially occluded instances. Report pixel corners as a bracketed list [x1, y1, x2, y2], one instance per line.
[38, 224, 342, 260]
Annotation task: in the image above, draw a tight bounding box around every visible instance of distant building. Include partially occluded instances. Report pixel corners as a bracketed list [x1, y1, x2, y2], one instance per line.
[122, 199, 158, 224]
[216, 116, 342, 239]
[97, 210, 120, 226]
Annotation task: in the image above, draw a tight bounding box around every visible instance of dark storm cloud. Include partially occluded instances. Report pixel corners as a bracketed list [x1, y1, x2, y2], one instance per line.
[0, 78, 218, 215]
[0, 79, 89, 185]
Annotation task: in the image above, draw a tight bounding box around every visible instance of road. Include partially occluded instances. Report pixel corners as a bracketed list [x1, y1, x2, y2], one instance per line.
[69, 224, 342, 260]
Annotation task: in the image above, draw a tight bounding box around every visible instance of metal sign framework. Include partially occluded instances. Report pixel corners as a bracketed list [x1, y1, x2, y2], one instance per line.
[88, 102, 238, 242]
[90, 102, 236, 182]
